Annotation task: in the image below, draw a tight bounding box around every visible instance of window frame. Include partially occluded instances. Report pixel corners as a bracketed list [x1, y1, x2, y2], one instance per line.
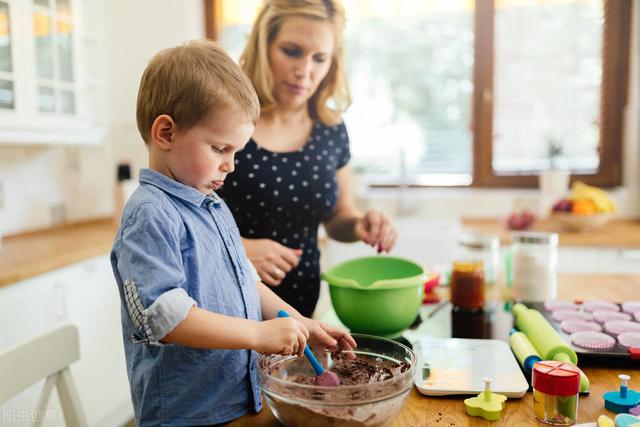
[208, 0, 632, 188]
[474, 0, 631, 188]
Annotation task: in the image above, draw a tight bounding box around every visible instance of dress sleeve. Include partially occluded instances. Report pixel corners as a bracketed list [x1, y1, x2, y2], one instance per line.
[336, 121, 351, 169]
[116, 202, 196, 345]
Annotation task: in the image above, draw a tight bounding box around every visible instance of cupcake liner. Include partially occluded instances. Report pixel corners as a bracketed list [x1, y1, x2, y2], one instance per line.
[552, 310, 593, 322]
[621, 301, 640, 314]
[544, 300, 579, 312]
[604, 320, 640, 336]
[617, 332, 640, 349]
[592, 310, 631, 324]
[570, 331, 616, 350]
[560, 320, 602, 334]
[583, 301, 620, 313]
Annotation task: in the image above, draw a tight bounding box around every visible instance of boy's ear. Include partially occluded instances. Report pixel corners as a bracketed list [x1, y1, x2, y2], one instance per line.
[150, 115, 175, 150]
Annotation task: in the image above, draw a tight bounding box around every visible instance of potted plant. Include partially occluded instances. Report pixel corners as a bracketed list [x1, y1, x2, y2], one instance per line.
[538, 138, 570, 217]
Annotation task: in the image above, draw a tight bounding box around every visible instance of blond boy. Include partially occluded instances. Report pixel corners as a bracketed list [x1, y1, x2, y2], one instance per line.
[110, 40, 354, 426]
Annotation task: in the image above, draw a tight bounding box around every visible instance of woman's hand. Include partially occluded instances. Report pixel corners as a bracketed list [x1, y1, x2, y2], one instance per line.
[299, 317, 357, 352]
[354, 209, 398, 253]
[243, 238, 303, 286]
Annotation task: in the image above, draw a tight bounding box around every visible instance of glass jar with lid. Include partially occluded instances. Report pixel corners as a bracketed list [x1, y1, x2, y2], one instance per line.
[511, 231, 558, 302]
[450, 260, 485, 311]
[456, 233, 501, 286]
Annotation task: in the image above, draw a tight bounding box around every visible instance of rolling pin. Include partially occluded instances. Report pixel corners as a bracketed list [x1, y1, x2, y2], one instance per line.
[512, 303, 589, 392]
[508, 331, 541, 374]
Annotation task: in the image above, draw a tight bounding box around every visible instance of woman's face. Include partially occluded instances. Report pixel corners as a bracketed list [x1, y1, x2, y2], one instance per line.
[268, 16, 335, 110]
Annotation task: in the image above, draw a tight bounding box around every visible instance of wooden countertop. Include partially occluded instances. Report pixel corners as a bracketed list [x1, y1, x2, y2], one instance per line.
[462, 217, 640, 248]
[230, 273, 640, 426]
[0, 218, 117, 288]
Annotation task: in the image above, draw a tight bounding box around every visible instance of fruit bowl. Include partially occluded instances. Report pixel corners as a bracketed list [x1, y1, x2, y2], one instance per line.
[550, 212, 612, 232]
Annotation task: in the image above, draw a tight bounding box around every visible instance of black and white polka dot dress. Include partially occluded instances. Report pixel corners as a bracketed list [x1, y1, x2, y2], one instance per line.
[218, 121, 351, 317]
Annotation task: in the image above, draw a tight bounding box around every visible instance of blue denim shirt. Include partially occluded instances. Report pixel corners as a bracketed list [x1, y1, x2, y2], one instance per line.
[111, 168, 263, 426]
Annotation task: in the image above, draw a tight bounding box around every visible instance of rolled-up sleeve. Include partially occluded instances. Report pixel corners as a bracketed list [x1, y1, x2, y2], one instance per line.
[116, 202, 196, 345]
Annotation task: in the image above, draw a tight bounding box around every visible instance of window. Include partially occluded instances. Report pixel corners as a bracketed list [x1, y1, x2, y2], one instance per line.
[210, 0, 631, 187]
[0, 0, 103, 145]
[474, 0, 630, 187]
[33, 0, 76, 115]
[0, 0, 14, 109]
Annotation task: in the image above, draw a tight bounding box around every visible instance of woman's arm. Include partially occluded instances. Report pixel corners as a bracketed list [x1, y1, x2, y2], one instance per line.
[323, 165, 398, 252]
[322, 165, 362, 242]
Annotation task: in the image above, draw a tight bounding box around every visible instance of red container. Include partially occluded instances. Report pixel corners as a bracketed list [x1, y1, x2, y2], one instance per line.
[532, 361, 580, 396]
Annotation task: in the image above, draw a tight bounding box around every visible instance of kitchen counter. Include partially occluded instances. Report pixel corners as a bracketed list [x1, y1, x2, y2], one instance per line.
[462, 217, 640, 248]
[0, 218, 118, 287]
[229, 273, 640, 426]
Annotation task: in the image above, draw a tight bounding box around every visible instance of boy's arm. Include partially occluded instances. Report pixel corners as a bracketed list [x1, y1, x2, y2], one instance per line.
[257, 280, 303, 320]
[257, 281, 357, 350]
[162, 307, 259, 349]
[162, 306, 309, 355]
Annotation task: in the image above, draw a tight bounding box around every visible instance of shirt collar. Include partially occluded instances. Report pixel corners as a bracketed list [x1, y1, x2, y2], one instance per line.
[139, 168, 219, 207]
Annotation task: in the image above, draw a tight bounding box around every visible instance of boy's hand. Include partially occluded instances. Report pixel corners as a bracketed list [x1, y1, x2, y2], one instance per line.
[255, 318, 309, 356]
[299, 318, 357, 353]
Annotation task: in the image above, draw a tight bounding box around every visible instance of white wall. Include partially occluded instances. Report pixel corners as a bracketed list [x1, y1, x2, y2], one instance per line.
[106, 0, 206, 188]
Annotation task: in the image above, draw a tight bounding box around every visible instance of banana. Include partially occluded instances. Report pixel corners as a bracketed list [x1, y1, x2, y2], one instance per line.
[570, 181, 616, 213]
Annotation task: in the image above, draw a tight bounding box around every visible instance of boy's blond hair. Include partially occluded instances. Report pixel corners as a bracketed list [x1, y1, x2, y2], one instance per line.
[240, 0, 351, 125]
[137, 40, 260, 143]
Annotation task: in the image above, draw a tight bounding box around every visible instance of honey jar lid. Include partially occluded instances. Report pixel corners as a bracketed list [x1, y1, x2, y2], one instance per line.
[532, 361, 580, 396]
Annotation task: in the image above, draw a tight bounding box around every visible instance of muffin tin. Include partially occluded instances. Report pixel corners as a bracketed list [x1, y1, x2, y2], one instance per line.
[533, 301, 640, 361]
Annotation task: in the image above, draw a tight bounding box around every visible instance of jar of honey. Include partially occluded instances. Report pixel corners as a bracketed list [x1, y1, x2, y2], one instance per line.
[450, 260, 485, 311]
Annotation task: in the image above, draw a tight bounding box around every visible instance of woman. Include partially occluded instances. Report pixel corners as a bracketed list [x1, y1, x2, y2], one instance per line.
[218, 0, 397, 317]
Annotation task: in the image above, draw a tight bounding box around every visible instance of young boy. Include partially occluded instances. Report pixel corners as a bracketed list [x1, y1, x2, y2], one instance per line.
[110, 40, 355, 426]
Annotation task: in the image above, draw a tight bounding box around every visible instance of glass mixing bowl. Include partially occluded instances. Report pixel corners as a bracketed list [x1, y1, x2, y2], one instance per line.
[258, 334, 416, 427]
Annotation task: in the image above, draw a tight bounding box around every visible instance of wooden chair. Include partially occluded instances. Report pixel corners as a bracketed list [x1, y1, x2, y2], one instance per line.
[0, 324, 88, 427]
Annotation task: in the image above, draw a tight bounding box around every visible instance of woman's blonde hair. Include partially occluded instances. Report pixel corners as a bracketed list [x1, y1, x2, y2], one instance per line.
[137, 40, 260, 143]
[240, 0, 351, 125]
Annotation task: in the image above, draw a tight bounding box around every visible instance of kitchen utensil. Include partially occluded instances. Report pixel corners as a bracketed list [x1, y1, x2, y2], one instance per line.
[276, 310, 340, 387]
[322, 256, 426, 336]
[512, 303, 589, 393]
[464, 377, 507, 421]
[508, 331, 542, 374]
[603, 374, 640, 413]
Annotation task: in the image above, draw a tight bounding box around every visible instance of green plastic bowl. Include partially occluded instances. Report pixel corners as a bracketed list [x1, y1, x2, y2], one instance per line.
[321, 256, 426, 337]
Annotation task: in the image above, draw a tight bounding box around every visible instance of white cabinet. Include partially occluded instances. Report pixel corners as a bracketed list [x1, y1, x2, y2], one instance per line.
[0, 255, 132, 427]
[0, 0, 106, 145]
